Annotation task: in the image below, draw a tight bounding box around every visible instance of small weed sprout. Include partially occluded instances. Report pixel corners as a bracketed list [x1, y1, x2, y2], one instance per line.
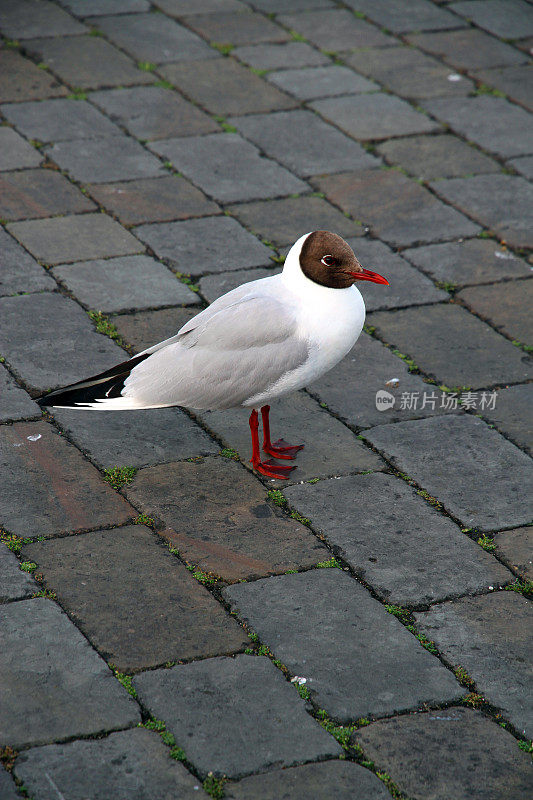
[203, 772, 226, 799]
[103, 466, 137, 490]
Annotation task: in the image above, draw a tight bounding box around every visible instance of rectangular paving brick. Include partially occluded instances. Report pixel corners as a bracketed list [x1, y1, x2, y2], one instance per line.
[416, 592, 532, 737]
[355, 707, 533, 800]
[13, 728, 202, 800]
[160, 58, 295, 115]
[7, 213, 144, 264]
[134, 655, 341, 778]
[365, 415, 533, 531]
[45, 136, 166, 184]
[0, 421, 135, 538]
[457, 279, 532, 346]
[0, 128, 42, 171]
[233, 41, 329, 70]
[199, 266, 280, 303]
[0, 598, 140, 748]
[266, 64, 378, 100]
[508, 155, 533, 179]
[187, 10, 290, 45]
[481, 384, 533, 456]
[407, 28, 528, 71]
[134, 216, 273, 274]
[125, 457, 327, 581]
[346, 0, 466, 33]
[0, 169, 95, 221]
[63, 0, 151, 12]
[156, 0, 246, 13]
[368, 303, 532, 389]
[450, 0, 533, 39]
[286, 473, 511, 606]
[0, 227, 56, 296]
[279, 9, 395, 51]
[0, 49, 68, 103]
[0, 364, 40, 422]
[377, 134, 499, 180]
[0, 545, 36, 602]
[1, 98, 121, 142]
[0, 767, 18, 800]
[431, 174, 533, 249]
[494, 526, 532, 580]
[231, 110, 379, 177]
[111, 307, 198, 353]
[23, 526, 248, 671]
[225, 570, 462, 722]
[0, 0, 86, 38]
[315, 170, 479, 247]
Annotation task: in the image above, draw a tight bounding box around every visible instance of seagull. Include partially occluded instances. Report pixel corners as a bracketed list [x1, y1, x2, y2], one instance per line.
[38, 231, 388, 479]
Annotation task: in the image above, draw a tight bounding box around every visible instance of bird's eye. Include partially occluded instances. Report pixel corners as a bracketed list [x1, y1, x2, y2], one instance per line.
[321, 255, 336, 267]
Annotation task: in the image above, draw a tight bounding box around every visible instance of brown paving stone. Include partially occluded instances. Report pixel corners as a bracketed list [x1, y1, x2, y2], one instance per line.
[186, 10, 290, 45]
[87, 176, 220, 226]
[111, 307, 198, 353]
[0, 169, 95, 221]
[494, 527, 532, 580]
[159, 57, 295, 115]
[0, 49, 68, 103]
[457, 279, 533, 346]
[0, 421, 134, 538]
[479, 383, 533, 455]
[407, 28, 528, 71]
[368, 303, 532, 389]
[377, 134, 499, 181]
[125, 457, 328, 581]
[315, 170, 480, 247]
[23, 525, 247, 671]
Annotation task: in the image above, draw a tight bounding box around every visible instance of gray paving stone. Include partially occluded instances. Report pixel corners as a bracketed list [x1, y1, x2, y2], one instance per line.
[267, 65, 378, 100]
[228, 196, 362, 247]
[457, 279, 532, 345]
[1, 98, 121, 143]
[24, 526, 247, 671]
[0, 364, 40, 422]
[355, 707, 533, 800]
[87, 175, 220, 226]
[160, 58, 296, 115]
[0, 599, 140, 747]
[431, 174, 533, 249]
[45, 136, 165, 184]
[365, 415, 533, 531]
[52, 405, 217, 469]
[89, 86, 218, 141]
[479, 383, 533, 455]
[0, 421, 135, 538]
[150, 133, 306, 203]
[508, 155, 533, 179]
[111, 307, 198, 353]
[310, 332, 452, 428]
[233, 41, 329, 70]
[231, 110, 379, 178]
[134, 655, 341, 778]
[200, 267, 281, 303]
[408, 28, 528, 71]
[315, 169, 479, 247]
[0, 127, 42, 171]
[416, 592, 533, 736]
[13, 728, 203, 800]
[134, 216, 273, 274]
[155, 0, 246, 14]
[495, 527, 532, 580]
[279, 9, 395, 51]
[368, 303, 532, 389]
[0, 0, 86, 38]
[53, 255, 199, 313]
[25, 36, 155, 90]
[125, 457, 327, 581]
[225, 761, 390, 800]
[450, 0, 533, 39]
[345, 46, 474, 100]
[422, 96, 533, 159]
[377, 134, 499, 180]
[402, 238, 532, 286]
[7, 213, 144, 265]
[186, 10, 290, 45]
[61, 0, 150, 14]
[0, 292, 125, 392]
[250, 0, 334, 10]
[0, 767, 18, 800]
[345, 0, 466, 33]
[286, 473, 511, 606]
[312, 93, 440, 141]
[199, 392, 383, 485]
[0, 169, 95, 221]
[0, 49, 68, 103]
[225, 570, 462, 721]
[0, 545, 36, 602]
[0, 227, 55, 296]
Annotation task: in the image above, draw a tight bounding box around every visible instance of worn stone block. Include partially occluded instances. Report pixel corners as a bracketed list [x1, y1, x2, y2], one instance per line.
[0, 127, 42, 171]
[495, 527, 532, 580]
[155, 0, 248, 15]
[233, 41, 329, 70]
[450, 0, 533, 39]
[134, 216, 273, 274]
[8, 213, 144, 264]
[126, 457, 327, 581]
[377, 134, 498, 180]
[0, 767, 18, 800]
[477, 64, 533, 110]
[249, 0, 334, 10]
[111, 307, 198, 353]
[187, 10, 290, 45]
[231, 110, 379, 177]
[355, 707, 533, 800]
[0, 169, 95, 221]
[225, 570, 462, 721]
[458, 279, 532, 346]
[0, 0, 86, 38]
[365, 415, 533, 531]
[24, 526, 247, 671]
[345, 0, 466, 33]
[0, 49, 67, 103]
[279, 9, 395, 51]
[368, 303, 532, 389]
[62, 0, 150, 13]
[13, 728, 202, 800]
[0, 365, 40, 422]
[0, 227, 55, 296]
[416, 592, 533, 736]
[45, 136, 165, 184]
[200, 267, 280, 303]
[479, 383, 533, 455]
[267, 65, 378, 100]
[315, 169, 479, 247]
[509, 155, 533, 180]
[0, 545, 36, 602]
[1, 98, 121, 142]
[134, 655, 342, 778]
[408, 28, 527, 71]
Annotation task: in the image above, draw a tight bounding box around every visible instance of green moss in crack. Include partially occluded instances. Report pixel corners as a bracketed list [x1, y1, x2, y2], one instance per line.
[203, 773, 226, 799]
[137, 61, 156, 72]
[267, 489, 286, 507]
[220, 448, 239, 460]
[88, 310, 124, 344]
[316, 709, 355, 750]
[19, 561, 37, 573]
[114, 671, 137, 698]
[477, 534, 496, 552]
[134, 514, 155, 527]
[103, 466, 137, 490]
[316, 557, 341, 569]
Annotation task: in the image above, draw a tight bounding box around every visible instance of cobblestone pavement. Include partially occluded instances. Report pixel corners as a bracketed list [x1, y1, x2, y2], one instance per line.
[1, 1, 532, 798]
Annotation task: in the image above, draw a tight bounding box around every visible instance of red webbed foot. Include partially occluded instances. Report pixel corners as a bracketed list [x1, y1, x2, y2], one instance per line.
[250, 458, 297, 480]
[262, 438, 305, 460]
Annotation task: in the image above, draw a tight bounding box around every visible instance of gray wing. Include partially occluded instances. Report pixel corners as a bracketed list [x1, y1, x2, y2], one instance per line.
[123, 293, 309, 410]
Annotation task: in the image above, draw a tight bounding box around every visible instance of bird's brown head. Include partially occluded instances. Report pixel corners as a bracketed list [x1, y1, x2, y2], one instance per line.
[299, 230, 389, 289]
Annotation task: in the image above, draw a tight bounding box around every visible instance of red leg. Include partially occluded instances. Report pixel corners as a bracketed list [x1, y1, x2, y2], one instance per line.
[261, 405, 304, 460]
[249, 409, 296, 479]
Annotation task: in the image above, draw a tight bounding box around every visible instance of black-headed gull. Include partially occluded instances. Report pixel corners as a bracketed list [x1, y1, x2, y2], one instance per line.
[38, 231, 388, 479]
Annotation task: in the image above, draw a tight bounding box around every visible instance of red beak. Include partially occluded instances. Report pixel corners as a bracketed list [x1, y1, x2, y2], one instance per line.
[349, 268, 389, 286]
